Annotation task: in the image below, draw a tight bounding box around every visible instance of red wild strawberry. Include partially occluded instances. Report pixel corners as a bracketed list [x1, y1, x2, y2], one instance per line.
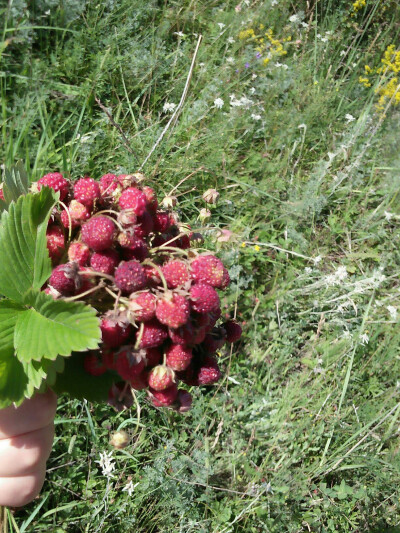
[197, 356, 221, 385]
[165, 344, 192, 371]
[223, 320, 242, 343]
[142, 186, 158, 212]
[153, 211, 171, 233]
[130, 371, 148, 391]
[119, 187, 147, 216]
[202, 328, 226, 353]
[128, 291, 156, 322]
[176, 390, 192, 413]
[60, 200, 91, 229]
[175, 233, 191, 249]
[38, 172, 69, 201]
[144, 347, 161, 367]
[115, 346, 146, 380]
[144, 265, 162, 287]
[220, 267, 230, 289]
[190, 283, 220, 314]
[101, 312, 132, 347]
[46, 224, 65, 263]
[176, 364, 199, 387]
[90, 249, 120, 275]
[81, 216, 116, 251]
[149, 384, 178, 407]
[133, 211, 154, 239]
[168, 322, 206, 346]
[118, 233, 149, 262]
[137, 319, 168, 349]
[114, 260, 147, 294]
[0, 188, 4, 201]
[156, 293, 190, 329]
[84, 352, 107, 376]
[48, 262, 80, 296]
[99, 173, 119, 198]
[68, 241, 90, 266]
[148, 365, 175, 391]
[190, 254, 225, 288]
[74, 177, 101, 208]
[102, 347, 117, 370]
[162, 260, 190, 289]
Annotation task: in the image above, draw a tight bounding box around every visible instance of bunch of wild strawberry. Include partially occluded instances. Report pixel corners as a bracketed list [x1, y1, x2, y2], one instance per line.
[38, 171, 242, 413]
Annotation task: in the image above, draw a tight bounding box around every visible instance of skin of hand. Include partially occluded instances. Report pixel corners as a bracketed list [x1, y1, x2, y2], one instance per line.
[0, 390, 57, 507]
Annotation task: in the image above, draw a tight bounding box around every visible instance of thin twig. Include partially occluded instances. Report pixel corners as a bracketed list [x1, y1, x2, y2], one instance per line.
[95, 96, 136, 158]
[139, 35, 203, 171]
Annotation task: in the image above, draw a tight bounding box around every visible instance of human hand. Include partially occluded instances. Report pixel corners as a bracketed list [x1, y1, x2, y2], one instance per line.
[0, 390, 57, 507]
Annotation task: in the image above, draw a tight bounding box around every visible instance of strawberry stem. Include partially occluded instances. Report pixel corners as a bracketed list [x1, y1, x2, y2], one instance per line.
[134, 322, 145, 350]
[142, 260, 168, 292]
[58, 200, 73, 241]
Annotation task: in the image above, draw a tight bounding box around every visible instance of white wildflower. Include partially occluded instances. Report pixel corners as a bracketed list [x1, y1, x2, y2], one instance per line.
[304, 267, 312, 274]
[320, 37, 328, 43]
[289, 14, 300, 23]
[301, 22, 309, 28]
[213, 98, 224, 109]
[251, 113, 262, 120]
[340, 50, 347, 56]
[252, 73, 258, 79]
[336, 265, 348, 281]
[384, 210, 394, 221]
[227, 36, 235, 44]
[360, 333, 369, 346]
[249, 87, 256, 94]
[174, 31, 185, 37]
[217, 23, 226, 30]
[96, 450, 116, 478]
[274, 62, 289, 70]
[298, 123, 307, 129]
[230, 96, 253, 108]
[122, 480, 139, 496]
[345, 113, 355, 123]
[163, 102, 177, 113]
[342, 330, 352, 339]
[271, 0, 278, 5]
[226, 57, 235, 63]
[313, 255, 322, 264]
[387, 305, 397, 321]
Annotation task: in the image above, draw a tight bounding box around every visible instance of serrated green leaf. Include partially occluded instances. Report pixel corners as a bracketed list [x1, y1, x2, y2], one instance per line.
[14, 290, 101, 362]
[3, 161, 29, 204]
[0, 299, 24, 357]
[53, 352, 117, 402]
[0, 352, 29, 408]
[22, 357, 63, 399]
[0, 189, 56, 302]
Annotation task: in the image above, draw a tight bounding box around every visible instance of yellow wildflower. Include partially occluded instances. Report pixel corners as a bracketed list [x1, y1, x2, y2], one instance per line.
[254, 245, 260, 251]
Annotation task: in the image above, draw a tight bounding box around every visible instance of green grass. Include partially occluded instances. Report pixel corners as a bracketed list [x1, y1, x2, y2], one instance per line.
[2, 0, 400, 531]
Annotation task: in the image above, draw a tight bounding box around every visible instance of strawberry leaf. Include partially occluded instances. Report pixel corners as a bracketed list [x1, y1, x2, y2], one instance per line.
[14, 290, 101, 363]
[0, 188, 56, 302]
[0, 352, 29, 408]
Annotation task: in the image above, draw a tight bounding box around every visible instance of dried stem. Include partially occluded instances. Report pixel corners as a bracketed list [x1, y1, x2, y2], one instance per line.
[95, 96, 137, 158]
[139, 35, 203, 171]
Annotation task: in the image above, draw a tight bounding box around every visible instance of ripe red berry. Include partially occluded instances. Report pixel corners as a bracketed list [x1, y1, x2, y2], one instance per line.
[115, 346, 146, 380]
[46, 224, 65, 263]
[90, 249, 120, 275]
[81, 216, 116, 251]
[48, 262, 80, 296]
[114, 260, 147, 294]
[148, 365, 175, 391]
[142, 186, 158, 212]
[162, 260, 190, 289]
[202, 329, 226, 353]
[130, 371, 148, 391]
[118, 233, 149, 262]
[84, 352, 107, 376]
[68, 241, 91, 266]
[74, 177, 101, 208]
[156, 293, 190, 329]
[190, 283, 220, 314]
[149, 383, 178, 407]
[38, 172, 69, 201]
[197, 356, 221, 385]
[223, 320, 242, 343]
[144, 265, 162, 287]
[144, 347, 161, 367]
[102, 347, 117, 370]
[128, 291, 156, 322]
[119, 187, 147, 216]
[191, 254, 225, 288]
[101, 314, 132, 347]
[153, 211, 171, 233]
[165, 344, 192, 371]
[137, 319, 168, 349]
[99, 173, 119, 198]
